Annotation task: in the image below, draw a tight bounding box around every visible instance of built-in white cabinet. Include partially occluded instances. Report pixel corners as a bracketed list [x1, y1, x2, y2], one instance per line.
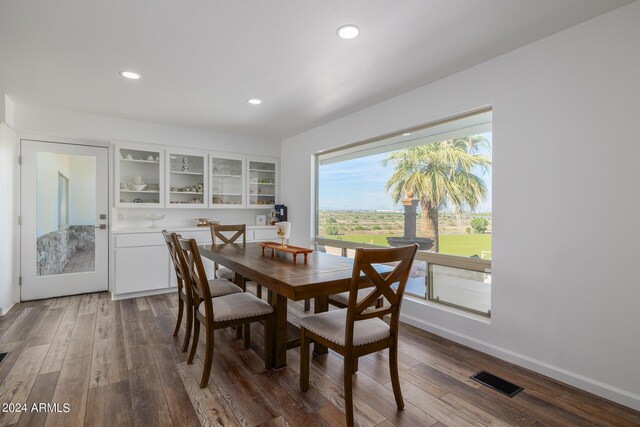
[209, 153, 245, 208]
[113, 232, 170, 295]
[113, 141, 278, 209]
[112, 226, 278, 299]
[166, 149, 207, 208]
[248, 157, 278, 209]
[115, 143, 164, 207]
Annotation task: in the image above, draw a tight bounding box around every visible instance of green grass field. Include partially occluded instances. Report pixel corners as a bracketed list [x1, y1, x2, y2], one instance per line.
[322, 234, 491, 258]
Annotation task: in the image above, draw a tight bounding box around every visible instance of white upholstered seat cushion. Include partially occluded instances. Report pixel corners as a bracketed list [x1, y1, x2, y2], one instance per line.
[299, 309, 390, 347]
[181, 278, 242, 298]
[199, 292, 273, 322]
[329, 288, 379, 306]
[216, 266, 234, 280]
[208, 278, 243, 297]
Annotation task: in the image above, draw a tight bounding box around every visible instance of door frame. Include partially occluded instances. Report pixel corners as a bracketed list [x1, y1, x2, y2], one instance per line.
[19, 136, 112, 301]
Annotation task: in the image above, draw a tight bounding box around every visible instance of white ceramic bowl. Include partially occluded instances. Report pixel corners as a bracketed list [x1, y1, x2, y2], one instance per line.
[130, 176, 145, 185]
[128, 184, 147, 191]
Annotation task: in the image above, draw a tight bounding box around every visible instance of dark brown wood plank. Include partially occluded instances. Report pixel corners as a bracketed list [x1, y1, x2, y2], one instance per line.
[65, 313, 96, 360]
[148, 343, 200, 426]
[78, 293, 99, 316]
[128, 365, 173, 427]
[84, 379, 134, 427]
[44, 354, 92, 427]
[286, 349, 388, 427]
[313, 351, 439, 427]
[0, 344, 50, 426]
[177, 360, 240, 427]
[39, 321, 74, 374]
[252, 369, 328, 427]
[410, 363, 540, 426]
[89, 297, 127, 389]
[466, 352, 640, 426]
[1, 294, 638, 427]
[120, 299, 154, 370]
[16, 371, 61, 427]
[0, 306, 43, 344]
[25, 307, 66, 347]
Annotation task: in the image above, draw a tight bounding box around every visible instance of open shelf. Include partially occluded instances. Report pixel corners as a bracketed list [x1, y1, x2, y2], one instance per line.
[170, 191, 204, 195]
[170, 170, 203, 176]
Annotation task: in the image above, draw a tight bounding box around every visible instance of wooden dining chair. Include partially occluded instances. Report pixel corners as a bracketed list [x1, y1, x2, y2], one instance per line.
[177, 236, 275, 388]
[210, 224, 263, 298]
[328, 289, 384, 310]
[299, 244, 418, 427]
[162, 230, 243, 352]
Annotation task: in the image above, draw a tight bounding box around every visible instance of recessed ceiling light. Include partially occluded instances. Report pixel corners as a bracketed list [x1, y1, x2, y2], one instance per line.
[337, 25, 359, 40]
[402, 132, 412, 136]
[247, 99, 262, 105]
[120, 71, 141, 80]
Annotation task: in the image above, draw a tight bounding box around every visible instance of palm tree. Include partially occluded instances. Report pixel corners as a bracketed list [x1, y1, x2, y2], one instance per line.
[382, 136, 491, 251]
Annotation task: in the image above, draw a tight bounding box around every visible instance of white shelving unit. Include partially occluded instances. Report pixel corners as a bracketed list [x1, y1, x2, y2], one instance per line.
[113, 143, 279, 209]
[166, 150, 207, 208]
[247, 157, 278, 209]
[115, 143, 164, 207]
[209, 153, 245, 208]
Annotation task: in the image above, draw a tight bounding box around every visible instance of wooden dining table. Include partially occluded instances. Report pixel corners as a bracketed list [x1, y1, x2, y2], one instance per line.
[199, 241, 364, 369]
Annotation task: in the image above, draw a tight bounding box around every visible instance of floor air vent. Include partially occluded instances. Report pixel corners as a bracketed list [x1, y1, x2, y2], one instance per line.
[471, 370, 523, 397]
[0, 352, 8, 364]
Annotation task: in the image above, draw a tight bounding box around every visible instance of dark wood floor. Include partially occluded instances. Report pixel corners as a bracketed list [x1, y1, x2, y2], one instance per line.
[0, 288, 639, 427]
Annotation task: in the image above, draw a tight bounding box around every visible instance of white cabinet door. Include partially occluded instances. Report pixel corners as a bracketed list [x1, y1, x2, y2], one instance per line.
[166, 149, 207, 208]
[247, 157, 278, 209]
[115, 246, 170, 294]
[252, 228, 278, 242]
[115, 142, 164, 207]
[209, 153, 245, 208]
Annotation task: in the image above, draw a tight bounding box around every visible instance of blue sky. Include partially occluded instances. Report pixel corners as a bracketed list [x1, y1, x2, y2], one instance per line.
[318, 133, 492, 213]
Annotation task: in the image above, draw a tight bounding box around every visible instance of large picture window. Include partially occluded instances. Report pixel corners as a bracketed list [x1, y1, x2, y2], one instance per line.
[316, 109, 492, 316]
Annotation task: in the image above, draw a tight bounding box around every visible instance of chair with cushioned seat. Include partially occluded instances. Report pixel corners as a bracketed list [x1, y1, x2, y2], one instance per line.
[328, 288, 384, 310]
[162, 230, 242, 352]
[210, 223, 263, 298]
[177, 236, 275, 388]
[299, 244, 418, 427]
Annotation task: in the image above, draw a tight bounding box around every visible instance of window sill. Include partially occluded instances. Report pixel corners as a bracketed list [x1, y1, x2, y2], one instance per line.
[403, 294, 492, 325]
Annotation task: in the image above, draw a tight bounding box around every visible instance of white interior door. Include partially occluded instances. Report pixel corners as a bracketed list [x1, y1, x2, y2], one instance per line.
[20, 140, 109, 300]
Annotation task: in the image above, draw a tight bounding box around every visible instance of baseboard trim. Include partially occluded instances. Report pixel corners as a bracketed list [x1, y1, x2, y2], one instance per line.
[399, 311, 640, 411]
[0, 302, 16, 316]
[111, 287, 177, 301]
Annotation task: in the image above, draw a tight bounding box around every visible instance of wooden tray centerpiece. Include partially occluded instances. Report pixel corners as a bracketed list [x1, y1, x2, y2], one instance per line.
[258, 242, 313, 264]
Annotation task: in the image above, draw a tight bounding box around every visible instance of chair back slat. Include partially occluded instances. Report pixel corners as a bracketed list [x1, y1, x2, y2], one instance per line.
[162, 230, 185, 283]
[345, 244, 418, 345]
[177, 237, 214, 320]
[210, 224, 246, 245]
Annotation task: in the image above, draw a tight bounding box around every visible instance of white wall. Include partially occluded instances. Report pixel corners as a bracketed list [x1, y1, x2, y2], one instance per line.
[36, 153, 70, 236]
[12, 101, 281, 229]
[3, 95, 14, 128]
[0, 122, 19, 315]
[13, 102, 279, 156]
[281, 2, 640, 410]
[68, 155, 96, 226]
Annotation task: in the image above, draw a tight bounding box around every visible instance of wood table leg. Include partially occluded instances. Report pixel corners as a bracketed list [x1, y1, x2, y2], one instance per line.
[234, 273, 247, 339]
[313, 296, 329, 355]
[234, 273, 246, 292]
[269, 292, 288, 369]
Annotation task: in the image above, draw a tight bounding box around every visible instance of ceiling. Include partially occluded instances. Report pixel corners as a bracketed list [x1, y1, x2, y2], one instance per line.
[0, 0, 633, 140]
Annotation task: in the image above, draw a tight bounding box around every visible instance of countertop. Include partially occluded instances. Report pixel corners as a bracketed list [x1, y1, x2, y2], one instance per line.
[111, 225, 277, 234]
